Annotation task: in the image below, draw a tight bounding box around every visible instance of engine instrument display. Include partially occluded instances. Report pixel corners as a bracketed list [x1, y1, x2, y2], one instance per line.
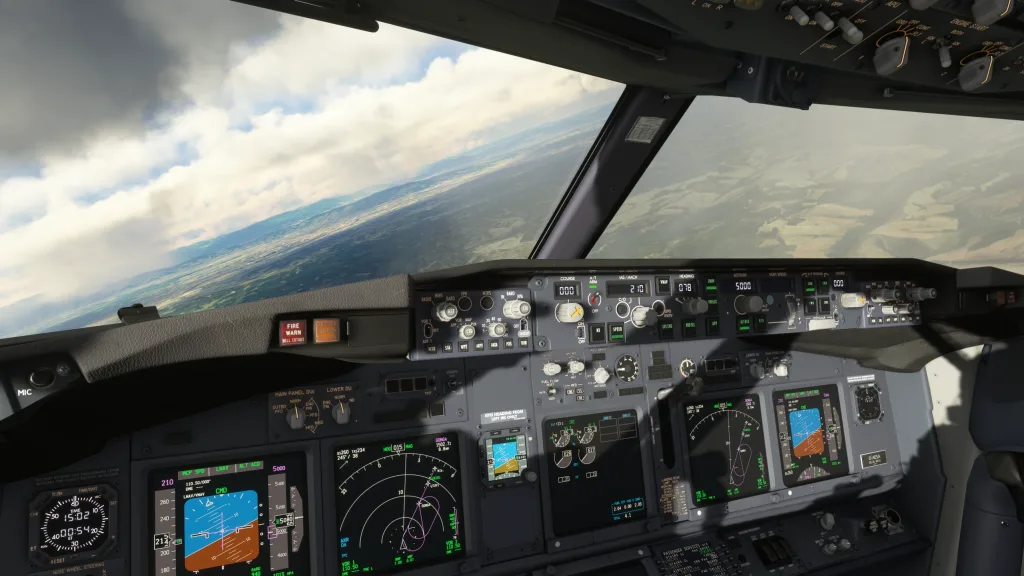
[544, 410, 647, 537]
[484, 434, 528, 482]
[684, 395, 769, 506]
[335, 434, 465, 576]
[774, 385, 849, 487]
[149, 453, 309, 576]
[28, 484, 118, 566]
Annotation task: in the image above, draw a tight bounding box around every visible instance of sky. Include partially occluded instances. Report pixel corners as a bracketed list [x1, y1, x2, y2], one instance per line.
[0, 0, 620, 311]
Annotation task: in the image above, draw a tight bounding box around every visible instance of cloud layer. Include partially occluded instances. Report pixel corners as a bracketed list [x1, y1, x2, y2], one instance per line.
[0, 3, 620, 309]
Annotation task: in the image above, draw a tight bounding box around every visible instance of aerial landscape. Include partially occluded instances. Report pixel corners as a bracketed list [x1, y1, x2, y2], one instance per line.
[3, 1, 1024, 339]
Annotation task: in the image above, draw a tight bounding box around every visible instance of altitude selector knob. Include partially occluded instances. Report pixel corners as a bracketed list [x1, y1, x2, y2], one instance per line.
[503, 299, 532, 320]
[734, 294, 764, 315]
[433, 302, 458, 322]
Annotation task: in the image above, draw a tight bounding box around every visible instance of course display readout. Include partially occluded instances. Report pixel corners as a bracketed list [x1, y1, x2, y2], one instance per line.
[148, 452, 310, 576]
[335, 434, 465, 576]
[544, 410, 647, 537]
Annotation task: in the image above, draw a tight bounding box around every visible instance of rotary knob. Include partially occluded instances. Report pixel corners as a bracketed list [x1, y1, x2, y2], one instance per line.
[683, 298, 709, 315]
[838, 538, 852, 551]
[433, 302, 458, 322]
[503, 299, 532, 320]
[819, 512, 836, 530]
[687, 376, 705, 396]
[485, 323, 508, 337]
[285, 406, 306, 430]
[567, 360, 586, 374]
[750, 363, 766, 379]
[734, 294, 764, 315]
[631, 306, 653, 327]
[331, 402, 351, 424]
[458, 324, 476, 340]
[555, 302, 585, 323]
[593, 367, 611, 384]
[679, 358, 697, 378]
[822, 542, 838, 556]
[773, 363, 789, 377]
[542, 362, 562, 376]
[907, 287, 937, 301]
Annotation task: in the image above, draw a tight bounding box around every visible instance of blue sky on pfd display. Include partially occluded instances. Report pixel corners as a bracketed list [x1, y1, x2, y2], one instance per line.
[0, 0, 621, 310]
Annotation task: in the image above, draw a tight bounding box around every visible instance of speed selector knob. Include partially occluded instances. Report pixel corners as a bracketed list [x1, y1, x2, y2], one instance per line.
[542, 362, 562, 376]
[554, 302, 585, 323]
[567, 360, 586, 374]
[458, 324, 476, 340]
[593, 367, 611, 384]
[331, 402, 351, 424]
[684, 298, 709, 315]
[631, 306, 653, 327]
[874, 36, 910, 76]
[503, 299, 532, 320]
[485, 323, 508, 337]
[433, 302, 458, 322]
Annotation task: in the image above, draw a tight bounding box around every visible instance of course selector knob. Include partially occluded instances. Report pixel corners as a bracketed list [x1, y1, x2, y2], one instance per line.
[433, 302, 458, 322]
[485, 322, 508, 337]
[542, 362, 562, 376]
[567, 360, 586, 374]
[555, 302, 585, 323]
[503, 299, 532, 320]
[593, 367, 611, 384]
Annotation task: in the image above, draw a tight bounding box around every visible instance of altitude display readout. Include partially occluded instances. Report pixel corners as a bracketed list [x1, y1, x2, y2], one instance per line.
[148, 453, 310, 576]
[774, 385, 849, 488]
[684, 395, 769, 506]
[28, 484, 119, 565]
[335, 434, 465, 576]
[544, 410, 647, 537]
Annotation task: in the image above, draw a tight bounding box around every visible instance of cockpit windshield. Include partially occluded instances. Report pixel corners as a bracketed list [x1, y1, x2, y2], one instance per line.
[591, 96, 1024, 275]
[0, 2, 621, 338]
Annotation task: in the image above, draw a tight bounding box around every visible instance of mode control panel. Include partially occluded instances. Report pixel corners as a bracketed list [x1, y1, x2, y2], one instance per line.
[413, 287, 535, 359]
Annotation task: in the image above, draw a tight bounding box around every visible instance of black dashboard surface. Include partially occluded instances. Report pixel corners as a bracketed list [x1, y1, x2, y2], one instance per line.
[1, 258, 1019, 576]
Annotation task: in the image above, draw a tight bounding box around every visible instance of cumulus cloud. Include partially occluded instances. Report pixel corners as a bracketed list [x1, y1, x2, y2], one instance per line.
[0, 10, 620, 308]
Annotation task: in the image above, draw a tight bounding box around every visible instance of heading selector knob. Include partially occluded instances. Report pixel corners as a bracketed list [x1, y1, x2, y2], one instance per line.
[555, 302, 585, 323]
[503, 299, 532, 320]
[593, 367, 611, 384]
[433, 302, 458, 322]
[458, 324, 477, 340]
[684, 298, 709, 315]
[542, 362, 562, 376]
[485, 322, 508, 338]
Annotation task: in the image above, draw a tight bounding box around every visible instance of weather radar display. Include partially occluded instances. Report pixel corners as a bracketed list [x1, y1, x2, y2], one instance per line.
[148, 453, 310, 576]
[774, 385, 849, 487]
[334, 434, 466, 576]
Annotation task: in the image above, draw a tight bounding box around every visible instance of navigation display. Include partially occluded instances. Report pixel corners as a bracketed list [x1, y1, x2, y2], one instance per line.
[773, 385, 849, 487]
[684, 395, 769, 507]
[334, 434, 465, 576]
[544, 410, 647, 537]
[148, 452, 310, 576]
